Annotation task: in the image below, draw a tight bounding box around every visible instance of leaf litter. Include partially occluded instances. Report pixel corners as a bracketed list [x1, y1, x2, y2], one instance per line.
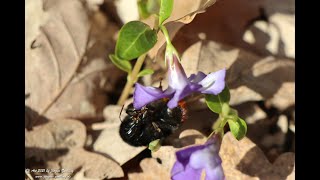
[25, 0, 295, 179]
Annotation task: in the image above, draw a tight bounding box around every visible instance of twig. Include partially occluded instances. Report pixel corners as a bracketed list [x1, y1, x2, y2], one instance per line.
[117, 53, 147, 106]
[87, 122, 119, 131]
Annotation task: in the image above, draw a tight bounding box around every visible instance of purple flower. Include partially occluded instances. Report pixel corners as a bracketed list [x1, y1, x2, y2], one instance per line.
[171, 134, 225, 180]
[133, 52, 226, 109]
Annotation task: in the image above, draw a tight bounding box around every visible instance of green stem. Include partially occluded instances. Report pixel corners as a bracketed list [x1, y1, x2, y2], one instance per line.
[117, 54, 147, 106]
[160, 25, 172, 46]
[208, 115, 229, 139]
[154, 16, 160, 31]
[160, 25, 180, 66]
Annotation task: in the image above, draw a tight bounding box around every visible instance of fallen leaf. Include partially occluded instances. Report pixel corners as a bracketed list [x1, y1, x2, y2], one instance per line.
[266, 82, 294, 110]
[164, 0, 217, 24]
[220, 132, 295, 180]
[43, 11, 123, 121]
[60, 148, 124, 179]
[85, 0, 105, 12]
[152, 129, 206, 172]
[180, 40, 295, 110]
[26, 1, 123, 121]
[146, 0, 218, 59]
[25, 0, 90, 119]
[25, 0, 49, 51]
[252, 0, 294, 58]
[25, 119, 86, 161]
[172, 0, 295, 58]
[113, 0, 139, 23]
[128, 158, 170, 180]
[73, 168, 101, 180]
[235, 102, 267, 124]
[243, 15, 295, 59]
[93, 105, 146, 165]
[151, 131, 294, 180]
[261, 115, 288, 148]
[115, 0, 216, 25]
[166, 0, 263, 56]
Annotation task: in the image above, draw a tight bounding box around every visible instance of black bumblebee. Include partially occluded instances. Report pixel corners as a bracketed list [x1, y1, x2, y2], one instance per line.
[119, 99, 187, 146]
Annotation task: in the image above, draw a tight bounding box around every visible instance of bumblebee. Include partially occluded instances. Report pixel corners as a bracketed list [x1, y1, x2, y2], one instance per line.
[119, 99, 187, 146]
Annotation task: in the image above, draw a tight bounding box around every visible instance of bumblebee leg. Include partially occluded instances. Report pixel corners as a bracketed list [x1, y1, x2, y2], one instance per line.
[152, 122, 161, 133]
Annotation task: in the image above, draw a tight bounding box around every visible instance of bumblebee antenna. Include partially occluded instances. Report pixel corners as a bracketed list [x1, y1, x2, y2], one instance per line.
[119, 104, 125, 122]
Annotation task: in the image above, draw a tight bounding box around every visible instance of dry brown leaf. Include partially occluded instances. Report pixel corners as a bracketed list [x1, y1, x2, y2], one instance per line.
[85, 0, 104, 12]
[172, 0, 294, 59]
[243, 15, 294, 59]
[128, 158, 170, 180]
[26, 0, 90, 119]
[93, 105, 146, 165]
[25, 119, 86, 161]
[73, 168, 101, 180]
[42, 11, 123, 121]
[236, 102, 267, 124]
[151, 130, 294, 180]
[114, 0, 139, 23]
[146, 0, 217, 59]
[243, 2, 295, 59]
[26, 1, 123, 121]
[261, 115, 288, 149]
[180, 40, 295, 110]
[168, 0, 263, 56]
[115, 0, 216, 25]
[60, 148, 124, 179]
[165, 0, 217, 24]
[220, 132, 295, 180]
[25, 0, 49, 51]
[152, 129, 206, 172]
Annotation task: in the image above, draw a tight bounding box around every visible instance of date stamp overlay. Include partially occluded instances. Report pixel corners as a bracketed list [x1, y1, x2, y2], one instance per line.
[25, 168, 74, 179]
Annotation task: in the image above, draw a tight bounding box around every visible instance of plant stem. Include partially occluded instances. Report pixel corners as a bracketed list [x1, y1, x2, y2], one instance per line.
[154, 16, 159, 31]
[208, 116, 229, 139]
[117, 53, 147, 105]
[160, 25, 172, 46]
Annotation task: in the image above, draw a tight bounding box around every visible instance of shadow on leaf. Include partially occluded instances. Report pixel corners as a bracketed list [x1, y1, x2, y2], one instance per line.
[25, 106, 50, 130]
[236, 146, 294, 180]
[25, 147, 69, 163]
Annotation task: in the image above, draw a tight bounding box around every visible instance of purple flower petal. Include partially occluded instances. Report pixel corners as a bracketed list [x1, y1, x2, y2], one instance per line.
[133, 48, 226, 110]
[190, 147, 217, 169]
[199, 68, 226, 95]
[171, 162, 202, 180]
[167, 55, 189, 90]
[171, 134, 225, 180]
[175, 145, 206, 167]
[133, 83, 174, 109]
[189, 146, 223, 177]
[189, 71, 206, 83]
[167, 82, 203, 109]
[205, 166, 225, 180]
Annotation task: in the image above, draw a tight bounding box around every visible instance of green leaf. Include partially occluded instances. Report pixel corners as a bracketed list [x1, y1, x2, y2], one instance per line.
[138, 0, 161, 18]
[205, 86, 230, 113]
[109, 54, 132, 73]
[159, 0, 174, 25]
[227, 117, 247, 140]
[137, 69, 154, 77]
[138, 0, 151, 19]
[148, 139, 161, 152]
[115, 21, 157, 60]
